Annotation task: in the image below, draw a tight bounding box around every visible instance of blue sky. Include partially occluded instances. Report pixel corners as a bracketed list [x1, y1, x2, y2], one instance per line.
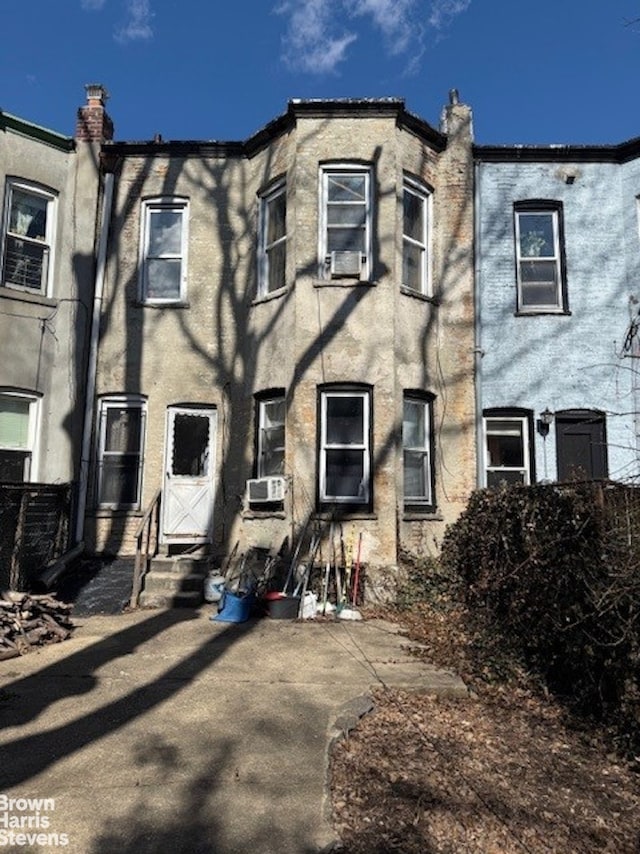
[2, 1, 640, 145]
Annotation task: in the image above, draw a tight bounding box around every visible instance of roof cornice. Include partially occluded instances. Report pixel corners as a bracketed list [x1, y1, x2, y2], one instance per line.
[475, 136, 640, 164]
[103, 98, 447, 159]
[0, 111, 75, 152]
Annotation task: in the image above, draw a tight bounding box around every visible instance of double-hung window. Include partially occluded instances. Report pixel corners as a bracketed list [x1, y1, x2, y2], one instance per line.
[97, 396, 146, 508]
[514, 202, 566, 312]
[320, 166, 372, 280]
[402, 179, 430, 295]
[403, 394, 434, 507]
[2, 180, 56, 295]
[258, 182, 287, 296]
[0, 392, 38, 482]
[484, 410, 533, 487]
[257, 394, 285, 477]
[140, 198, 188, 304]
[319, 388, 371, 505]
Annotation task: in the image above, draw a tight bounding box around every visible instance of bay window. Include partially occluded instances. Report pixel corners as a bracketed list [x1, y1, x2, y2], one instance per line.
[320, 166, 372, 280]
[257, 393, 285, 477]
[403, 394, 435, 508]
[258, 182, 287, 296]
[402, 179, 430, 295]
[319, 387, 371, 505]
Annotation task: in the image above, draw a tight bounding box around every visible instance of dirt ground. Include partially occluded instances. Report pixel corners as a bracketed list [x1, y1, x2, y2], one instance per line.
[329, 604, 640, 853]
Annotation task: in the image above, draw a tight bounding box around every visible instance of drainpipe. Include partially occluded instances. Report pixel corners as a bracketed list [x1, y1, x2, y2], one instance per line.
[473, 160, 484, 488]
[75, 170, 115, 543]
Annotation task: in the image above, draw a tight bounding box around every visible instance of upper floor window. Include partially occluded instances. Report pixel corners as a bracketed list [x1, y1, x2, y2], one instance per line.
[319, 387, 371, 506]
[258, 182, 287, 296]
[514, 201, 566, 313]
[484, 409, 534, 487]
[0, 392, 38, 482]
[1, 181, 56, 295]
[402, 179, 430, 295]
[96, 396, 147, 508]
[320, 166, 372, 281]
[403, 393, 435, 508]
[140, 198, 188, 304]
[256, 393, 285, 478]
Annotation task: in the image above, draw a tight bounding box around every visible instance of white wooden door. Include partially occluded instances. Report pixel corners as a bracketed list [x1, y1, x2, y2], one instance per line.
[162, 406, 216, 545]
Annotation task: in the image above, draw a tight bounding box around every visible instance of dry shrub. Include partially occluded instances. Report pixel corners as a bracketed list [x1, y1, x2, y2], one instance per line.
[440, 482, 640, 754]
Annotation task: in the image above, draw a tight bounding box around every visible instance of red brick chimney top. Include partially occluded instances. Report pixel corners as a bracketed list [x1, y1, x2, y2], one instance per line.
[75, 84, 114, 142]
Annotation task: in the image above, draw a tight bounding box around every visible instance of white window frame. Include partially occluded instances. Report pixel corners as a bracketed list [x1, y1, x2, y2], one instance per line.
[483, 414, 531, 487]
[257, 394, 285, 478]
[319, 389, 370, 505]
[515, 208, 563, 312]
[258, 181, 287, 297]
[403, 395, 434, 506]
[319, 165, 372, 280]
[402, 179, 431, 295]
[0, 391, 39, 483]
[139, 198, 189, 304]
[96, 396, 147, 509]
[1, 180, 56, 296]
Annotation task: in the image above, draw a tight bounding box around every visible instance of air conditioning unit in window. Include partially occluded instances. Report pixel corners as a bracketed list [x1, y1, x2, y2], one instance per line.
[330, 250, 363, 278]
[247, 476, 286, 503]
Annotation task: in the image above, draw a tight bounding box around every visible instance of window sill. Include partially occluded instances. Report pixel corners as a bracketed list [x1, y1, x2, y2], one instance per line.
[314, 510, 377, 521]
[90, 508, 144, 517]
[133, 300, 191, 309]
[514, 309, 571, 317]
[243, 507, 286, 519]
[403, 511, 443, 521]
[0, 286, 57, 308]
[400, 286, 439, 305]
[252, 286, 290, 306]
[313, 278, 376, 289]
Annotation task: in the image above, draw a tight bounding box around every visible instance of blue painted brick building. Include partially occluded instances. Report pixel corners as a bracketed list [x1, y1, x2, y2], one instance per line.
[475, 140, 640, 486]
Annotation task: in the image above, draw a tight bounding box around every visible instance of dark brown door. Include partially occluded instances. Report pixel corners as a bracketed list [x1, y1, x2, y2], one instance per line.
[556, 410, 607, 481]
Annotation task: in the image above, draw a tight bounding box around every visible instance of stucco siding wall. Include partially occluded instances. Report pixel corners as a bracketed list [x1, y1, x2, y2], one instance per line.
[90, 104, 477, 572]
[0, 130, 99, 486]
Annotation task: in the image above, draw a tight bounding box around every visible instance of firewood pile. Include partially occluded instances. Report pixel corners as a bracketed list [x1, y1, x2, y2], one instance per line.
[0, 591, 74, 660]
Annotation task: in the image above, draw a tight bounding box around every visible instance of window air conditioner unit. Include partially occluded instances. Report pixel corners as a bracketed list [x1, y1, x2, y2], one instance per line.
[330, 250, 363, 278]
[247, 476, 286, 503]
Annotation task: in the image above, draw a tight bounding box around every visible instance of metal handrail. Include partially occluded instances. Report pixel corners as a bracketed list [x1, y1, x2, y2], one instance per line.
[130, 488, 161, 608]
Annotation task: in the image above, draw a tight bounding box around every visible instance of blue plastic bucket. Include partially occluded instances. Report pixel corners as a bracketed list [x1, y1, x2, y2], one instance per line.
[212, 591, 252, 623]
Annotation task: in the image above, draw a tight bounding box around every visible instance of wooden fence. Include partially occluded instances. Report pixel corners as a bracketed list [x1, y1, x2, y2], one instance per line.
[0, 483, 72, 591]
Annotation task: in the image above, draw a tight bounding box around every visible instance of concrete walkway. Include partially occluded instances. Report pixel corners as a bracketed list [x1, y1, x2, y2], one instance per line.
[0, 609, 468, 854]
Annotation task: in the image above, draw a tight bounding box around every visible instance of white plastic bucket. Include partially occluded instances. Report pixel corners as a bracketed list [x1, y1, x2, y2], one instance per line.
[204, 574, 226, 603]
[301, 592, 317, 619]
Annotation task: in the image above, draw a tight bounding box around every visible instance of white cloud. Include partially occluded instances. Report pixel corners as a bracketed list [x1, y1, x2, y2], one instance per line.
[115, 0, 154, 43]
[428, 0, 471, 31]
[347, 0, 416, 56]
[80, 0, 154, 42]
[277, 0, 357, 74]
[277, 0, 470, 74]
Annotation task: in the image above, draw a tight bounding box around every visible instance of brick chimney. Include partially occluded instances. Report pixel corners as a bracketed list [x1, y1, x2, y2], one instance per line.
[75, 84, 114, 142]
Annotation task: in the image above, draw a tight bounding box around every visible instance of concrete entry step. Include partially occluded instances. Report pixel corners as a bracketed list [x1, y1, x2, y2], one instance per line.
[138, 589, 204, 608]
[138, 554, 210, 608]
[142, 571, 205, 594]
[149, 555, 210, 576]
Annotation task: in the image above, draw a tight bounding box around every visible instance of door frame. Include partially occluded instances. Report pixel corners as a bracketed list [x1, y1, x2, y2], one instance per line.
[555, 408, 608, 481]
[161, 404, 217, 546]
